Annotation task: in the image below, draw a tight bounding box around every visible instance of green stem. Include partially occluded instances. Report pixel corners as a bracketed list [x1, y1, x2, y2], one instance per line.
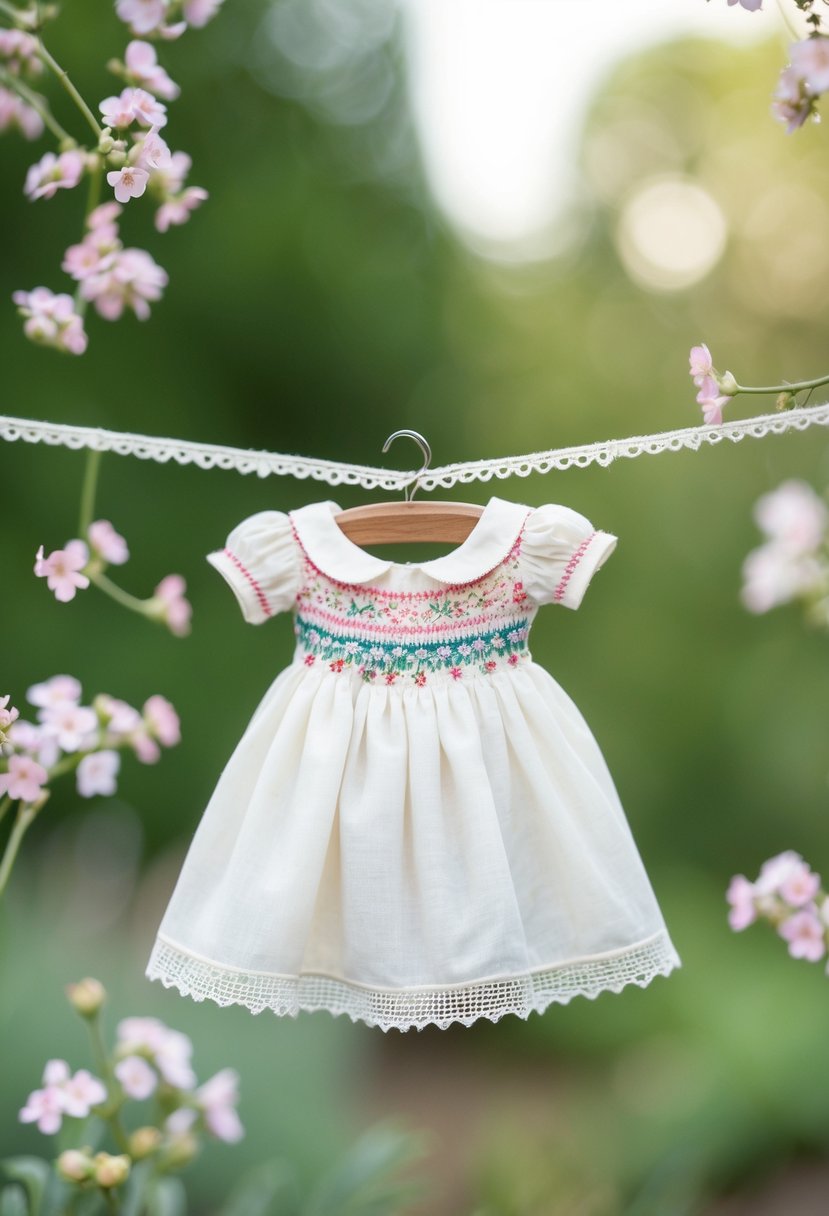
[87, 1014, 131, 1153]
[0, 801, 37, 898]
[79, 449, 102, 535]
[75, 160, 104, 316]
[0, 0, 33, 24]
[36, 37, 102, 140]
[91, 571, 157, 617]
[102, 1187, 120, 1215]
[0, 67, 73, 142]
[0, 795, 11, 829]
[732, 372, 829, 396]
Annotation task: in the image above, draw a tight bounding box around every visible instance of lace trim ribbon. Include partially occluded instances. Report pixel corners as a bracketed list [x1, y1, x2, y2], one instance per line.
[146, 931, 680, 1032]
[1, 403, 828, 490]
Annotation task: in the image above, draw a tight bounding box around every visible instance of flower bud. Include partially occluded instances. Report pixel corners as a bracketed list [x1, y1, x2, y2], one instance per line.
[66, 977, 106, 1017]
[776, 391, 795, 411]
[94, 1154, 131, 1188]
[128, 1126, 162, 1159]
[161, 1133, 198, 1169]
[56, 1149, 93, 1182]
[98, 131, 115, 155]
[719, 370, 738, 396]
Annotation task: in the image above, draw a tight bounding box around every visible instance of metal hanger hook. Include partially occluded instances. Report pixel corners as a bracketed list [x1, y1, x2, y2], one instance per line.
[382, 429, 432, 502]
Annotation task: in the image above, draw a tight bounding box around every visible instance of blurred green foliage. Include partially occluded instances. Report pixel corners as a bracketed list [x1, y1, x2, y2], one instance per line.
[3, 1, 829, 1211]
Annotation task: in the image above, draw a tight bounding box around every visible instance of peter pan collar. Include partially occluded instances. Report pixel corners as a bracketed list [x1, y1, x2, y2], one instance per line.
[289, 496, 529, 587]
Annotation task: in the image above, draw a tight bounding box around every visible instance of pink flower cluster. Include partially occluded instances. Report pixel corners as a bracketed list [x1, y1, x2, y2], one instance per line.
[689, 343, 733, 426]
[740, 480, 829, 616]
[0, 695, 20, 746]
[728, 851, 829, 965]
[115, 1016, 243, 1142]
[34, 515, 192, 634]
[115, 0, 224, 39]
[8, 8, 214, 354]
[773, 37, 829, 132]
[19, 1059, 107, 1135]
[63, 204, 168, 320]
[12, 287, 87, 355]
[1, 675, 180, 801]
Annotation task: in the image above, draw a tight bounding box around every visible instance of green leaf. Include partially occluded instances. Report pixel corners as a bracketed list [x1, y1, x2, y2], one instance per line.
[145, 1178, 187, 1216]
[303, 1125, 426, 1216]
[0, 1159, 51, 1216]
[0, 1187, 28, 1216]
[221, 1160, 301, 1216]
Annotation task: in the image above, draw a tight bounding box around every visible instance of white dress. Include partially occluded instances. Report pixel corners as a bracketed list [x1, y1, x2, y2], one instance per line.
[146, 496, 679, 1031]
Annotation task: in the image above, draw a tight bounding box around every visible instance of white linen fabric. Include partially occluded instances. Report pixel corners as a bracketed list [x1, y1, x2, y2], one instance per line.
[147, 496, 680, 1031]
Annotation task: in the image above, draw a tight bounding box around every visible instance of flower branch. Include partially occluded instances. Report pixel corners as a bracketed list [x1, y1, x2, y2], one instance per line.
[688, 343, 829, 426]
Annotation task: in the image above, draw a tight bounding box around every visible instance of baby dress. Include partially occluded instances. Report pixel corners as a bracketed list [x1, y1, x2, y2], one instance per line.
[147, 496, 680, 1031]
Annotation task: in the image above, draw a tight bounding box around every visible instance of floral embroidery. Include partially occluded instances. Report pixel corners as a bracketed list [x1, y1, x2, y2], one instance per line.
[295, 616, 529, 679]
[291, 527, 536, 681]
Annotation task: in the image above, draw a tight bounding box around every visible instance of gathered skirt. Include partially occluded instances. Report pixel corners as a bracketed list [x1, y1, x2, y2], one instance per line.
[146, 659, 679, 1031]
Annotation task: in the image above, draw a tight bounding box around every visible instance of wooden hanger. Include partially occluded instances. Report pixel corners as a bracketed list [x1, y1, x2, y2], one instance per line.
[334, 431, 484, 545]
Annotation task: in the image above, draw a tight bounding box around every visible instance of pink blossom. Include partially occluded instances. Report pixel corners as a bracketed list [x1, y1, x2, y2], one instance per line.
[0, 754, 48, 802]
[166, 1107, 197, 1134]
[183, 0, 223, 26]
[143, 694, 180, 746]
[753, 480, 828, 554]
[689, 344, 714, 385]
[13, 288, 88, 355]
[696, 377, 730, 426]
[40, 703, 98, 753]
[740, 544, 823, 613]
[780, 862, 821, 907]
[0, 694, 20, 735]
[60, 1069, 107, 1117]
[124, 40, 180, 100]
[88, 520, 130, 565]
[0, 29, 42, 74]
[155, 187, 208, 232]
[114, 1055, 157, 1099]
[726, 874, 757, 931]
[62, 237, 114, 282]
[772, 67, 814, 132]
[81, 247, 168, 321]
[0, 87, 44, 140]
[95, 695, 142, 736]
[160, 21, 187, 38]
[88, 201, 123, 229]
[790, 37, 829, 96]
[197, 1069, 244, 1143]
[19, 1085, 65, 1135]
[77, 750, 120, 798]
[115, 0, 168, 35]
[24, 150, 85, 201]
[107, 165, 149, 204]
[756, 851, 804, 897]
[117, 1017, 196, 1089]
[34, 540, 90, 601]
[27, 675, 81, 710]
[100, 87, 166, 130]
[152, 149, 192, 195]
[779, 908, 826, 961]
[132, 126, 171, 172]
[7, 720, 60, 768]
[154, 574, 192, 636]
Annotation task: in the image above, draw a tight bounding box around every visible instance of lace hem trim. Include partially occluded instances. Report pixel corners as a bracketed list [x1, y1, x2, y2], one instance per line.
[145, 931, 680, 1032]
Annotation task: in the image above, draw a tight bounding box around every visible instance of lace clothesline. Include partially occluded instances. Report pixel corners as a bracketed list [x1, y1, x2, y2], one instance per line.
[2, 402, 828, 492]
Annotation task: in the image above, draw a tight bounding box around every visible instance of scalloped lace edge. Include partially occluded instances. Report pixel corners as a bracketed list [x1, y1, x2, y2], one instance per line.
[145, 931, 681, 1032]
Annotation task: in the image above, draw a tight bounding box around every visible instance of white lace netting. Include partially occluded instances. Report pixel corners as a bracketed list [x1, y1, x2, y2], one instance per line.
[146, 932, 680, 1033]
[2, 403, 828, 490]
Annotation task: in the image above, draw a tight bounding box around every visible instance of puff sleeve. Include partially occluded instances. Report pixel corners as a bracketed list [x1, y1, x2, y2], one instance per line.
[520, 504, 617, 609]
[206, 511, 301, 624]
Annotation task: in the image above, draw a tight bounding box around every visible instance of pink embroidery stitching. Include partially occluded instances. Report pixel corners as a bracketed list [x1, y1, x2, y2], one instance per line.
[224, 548, 272, 618]
[553, 533, 596, 603]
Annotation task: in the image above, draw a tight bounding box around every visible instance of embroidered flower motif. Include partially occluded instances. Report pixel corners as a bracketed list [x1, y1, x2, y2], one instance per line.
[491, 635, 505, 649]
[329, 659, 344, 673]
[458, 644, 473, 657]
[385, 672, 397, 685]
[304, 654, 315, 666]
[449, 667, 463, 680]
[414, 672, 427, 687]
[485, 661, 497, 673]
[472, 638, 486, 652]
[513, 581, 527, 603]
[507, 653, 519, 667]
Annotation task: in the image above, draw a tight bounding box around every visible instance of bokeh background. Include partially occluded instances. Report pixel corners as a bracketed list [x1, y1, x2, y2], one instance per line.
[3, 0, 829, 1211]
